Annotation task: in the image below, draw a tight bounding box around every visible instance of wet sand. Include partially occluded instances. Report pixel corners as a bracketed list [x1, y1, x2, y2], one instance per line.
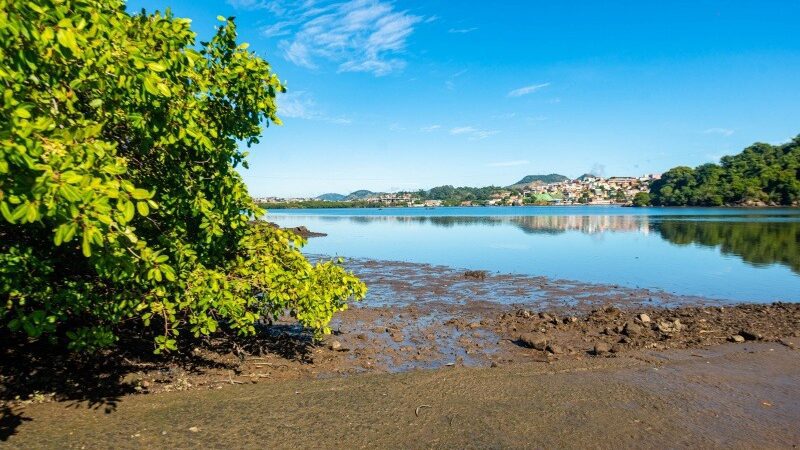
[1, 258, 799, 448]
[5, 343, 799, 449]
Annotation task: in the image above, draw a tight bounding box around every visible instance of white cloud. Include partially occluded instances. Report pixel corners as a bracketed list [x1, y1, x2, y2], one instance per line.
[704, 127, 734, 137]
[507, 82, 551, 97]
[450, 126, 498, 140]
[251, 0, 425, 76]
[448, 27, 477, 34]
[488, 160, 529, 167]
[278, 91, 351, 124]
[420, 124, 441, 132]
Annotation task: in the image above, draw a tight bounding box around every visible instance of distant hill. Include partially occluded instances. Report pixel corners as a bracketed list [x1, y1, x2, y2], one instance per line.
[576, 173, 598, 181]
[345, 190, 379, 200]
[509, 174, 570, 188]
[316, 193, 346, 201]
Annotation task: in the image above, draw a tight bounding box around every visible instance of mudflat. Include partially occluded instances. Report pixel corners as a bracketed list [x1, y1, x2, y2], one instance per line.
[5, 343, 799, 449]
[2, 258, 799, 448]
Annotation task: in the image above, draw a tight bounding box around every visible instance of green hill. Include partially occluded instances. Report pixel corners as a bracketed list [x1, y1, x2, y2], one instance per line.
[510, 174, 570, 187]
[345, 190, 379, 200]
[650, 136, 800, 206]
[316, 193, 346, 201]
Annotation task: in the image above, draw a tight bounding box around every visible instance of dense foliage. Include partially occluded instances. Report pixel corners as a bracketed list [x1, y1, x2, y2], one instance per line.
[632, 192, 650, 207]
[650, 137, 800, 206]
[416, 185, 506, 205]
[0, 0, 366, 352]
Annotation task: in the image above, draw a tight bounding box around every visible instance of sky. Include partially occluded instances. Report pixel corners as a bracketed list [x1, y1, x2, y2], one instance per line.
[126, 0, 800, 197]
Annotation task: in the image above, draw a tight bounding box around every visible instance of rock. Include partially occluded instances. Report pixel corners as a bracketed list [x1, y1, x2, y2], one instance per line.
[546, 344, 564, 355]
[610, 344, 623, 353]
[539, 312, 553, 322]
[593, 342, 612, 355]
[740, 330, 762, 341]
[356, 333, 367, 340]
[638, 313, 651, 323]
[779, 339, 796, 349]
[464, 270, 487, 280]
[468, 321, 481, 329]
[729, 335, 745, 343]
[390, 332, 404, 343]
[189, 427, 200, 433]
[623, 321, 644, 337]
[519, 333, 548, 351]
[328, 340, 342, 351]
[490, 361, 499, 368]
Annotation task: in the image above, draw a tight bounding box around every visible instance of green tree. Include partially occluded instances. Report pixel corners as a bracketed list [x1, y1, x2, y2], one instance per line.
[650, 137, 800, 206]
[632, 192, 651, 207]
[0, 0, 366, 352]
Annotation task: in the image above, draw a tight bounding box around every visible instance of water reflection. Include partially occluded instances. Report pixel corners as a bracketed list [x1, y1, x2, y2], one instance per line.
[654, 220, 800, 273]
[315, 213, 799, 274]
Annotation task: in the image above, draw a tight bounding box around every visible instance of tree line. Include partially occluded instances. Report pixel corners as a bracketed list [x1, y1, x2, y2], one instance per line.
[648, 137, 800, 206]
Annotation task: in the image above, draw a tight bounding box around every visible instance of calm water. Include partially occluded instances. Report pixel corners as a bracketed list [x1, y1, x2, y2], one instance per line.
[268, 206, 800, 303]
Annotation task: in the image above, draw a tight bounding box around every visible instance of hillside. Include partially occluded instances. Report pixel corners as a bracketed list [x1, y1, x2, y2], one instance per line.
[316, 193, 346, 201]
[650, 136, 800, 206]
[509, 174, 570, 188]
[345, 190, 380, 200]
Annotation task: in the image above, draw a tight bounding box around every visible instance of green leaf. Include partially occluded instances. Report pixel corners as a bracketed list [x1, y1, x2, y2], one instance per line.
[124, 201, 135, 222]
[147, 62, 166, 72]
[131, 188, 150, 200]
[143, 76, 160, 96]
[14, 108, 31, 118]
[136, 201, 149, 216]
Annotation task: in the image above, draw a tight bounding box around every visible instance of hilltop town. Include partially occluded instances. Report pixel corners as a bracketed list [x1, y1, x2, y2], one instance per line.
[254, 173, 661, 207]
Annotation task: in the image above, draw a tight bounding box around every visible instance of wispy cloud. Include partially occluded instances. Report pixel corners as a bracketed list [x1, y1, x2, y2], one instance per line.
[278, 91, 352, 124]
[704, 127, 734, 137]
[488, 160, 529, 167]
[420, 124, 441, 132]
[448, 27, 477, 34]
[249, 0, 425, 76]
[450, 126, 498, 140]
[507, 82, 551, 98]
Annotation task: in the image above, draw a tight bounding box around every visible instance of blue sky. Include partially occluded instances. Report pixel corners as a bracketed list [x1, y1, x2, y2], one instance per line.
[127, 0, 800, 197]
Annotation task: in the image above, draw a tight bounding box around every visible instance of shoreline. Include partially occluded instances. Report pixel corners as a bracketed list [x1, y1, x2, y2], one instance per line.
[2, 257, 799, 447]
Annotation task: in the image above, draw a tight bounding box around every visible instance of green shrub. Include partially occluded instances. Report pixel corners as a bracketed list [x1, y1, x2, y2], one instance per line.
[0, 0, 366, 352]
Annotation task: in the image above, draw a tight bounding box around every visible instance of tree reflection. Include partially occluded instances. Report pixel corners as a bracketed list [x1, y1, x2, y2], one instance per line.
[653, 220, 800, 273]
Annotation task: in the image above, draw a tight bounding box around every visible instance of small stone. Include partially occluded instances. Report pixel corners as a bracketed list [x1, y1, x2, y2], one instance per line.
[141, 380, 150, 388]
[539, 312, 553, 322]
[593, 342, 612, 355]
[729, 335, 746, 343]
[779, 339, 796, 349]
[546, 344, 564, 355]
[610, 344, 623, 353]
[356, 333, 367, 340]
[740, 330, 762, 341]
[490, 361, 499, 368]
[623, 321, 644, 337]
[468, 321, 481, 329]
[328, 340, 342, 351]
[519, 333, 548, 351]
[638, 313, 651, 323]
[188, 427, 200, 433]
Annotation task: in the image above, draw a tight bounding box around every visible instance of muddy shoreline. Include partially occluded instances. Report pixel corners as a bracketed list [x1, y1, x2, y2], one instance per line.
[2, 257, 799, 446]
